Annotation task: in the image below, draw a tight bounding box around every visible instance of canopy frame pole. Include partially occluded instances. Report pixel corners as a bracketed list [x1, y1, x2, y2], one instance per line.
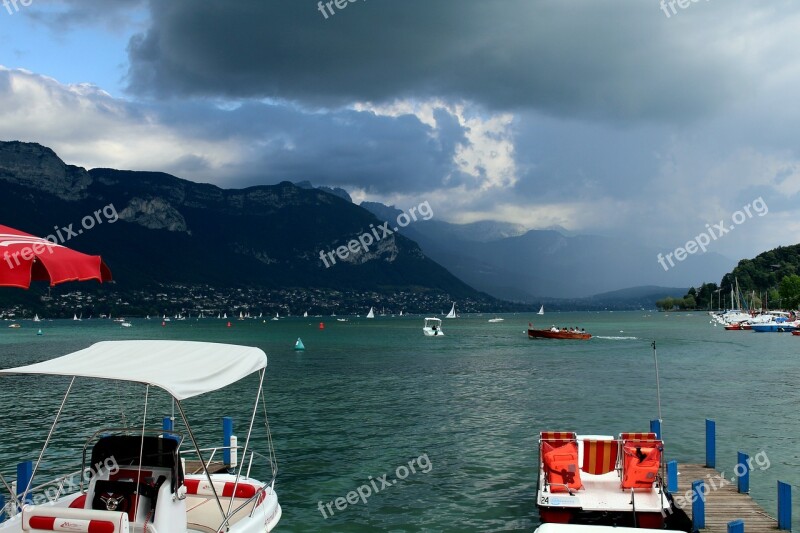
[174, 399, 228, 524]
[260, 378, 277, 481]
[226, 369, 265, 517]
[21, 377, 75, 506]
[136, 385, 150, 496]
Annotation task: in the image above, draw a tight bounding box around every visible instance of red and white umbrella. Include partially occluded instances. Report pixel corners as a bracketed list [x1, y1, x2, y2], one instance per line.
[0, 224, 112, 288]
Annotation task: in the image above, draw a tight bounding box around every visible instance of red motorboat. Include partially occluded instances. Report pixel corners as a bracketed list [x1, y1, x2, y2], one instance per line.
[792, 330, 800, 336]
[528, 323, 591, 340]
[724, 323, 751, 330]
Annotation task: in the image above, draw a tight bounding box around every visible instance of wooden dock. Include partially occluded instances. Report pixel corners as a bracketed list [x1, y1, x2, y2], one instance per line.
[183, 460, 229, 475]
[673, 463, 779, 532]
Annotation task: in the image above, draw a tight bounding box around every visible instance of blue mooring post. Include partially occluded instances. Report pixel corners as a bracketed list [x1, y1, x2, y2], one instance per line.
[692, 480, 706, 531]
[706, 419, 716, 468]
[667, 460, 678, 493]
[0, 493, 6, 523]
[728, 519, 745, 533]
[650, 419, 662, 439]
[778, 481, 792, 530]
[737, 452, 750, 494]
[223, 417, 233, 466]
[16, 461, 33, 508]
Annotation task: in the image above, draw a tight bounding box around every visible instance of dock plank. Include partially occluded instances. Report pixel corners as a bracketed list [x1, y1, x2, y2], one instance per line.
[673, 463, 778, 533]
[183, 460, 229, 475]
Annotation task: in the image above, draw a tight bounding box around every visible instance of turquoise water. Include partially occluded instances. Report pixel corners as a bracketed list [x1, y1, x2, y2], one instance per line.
[0, 312, 798, 531]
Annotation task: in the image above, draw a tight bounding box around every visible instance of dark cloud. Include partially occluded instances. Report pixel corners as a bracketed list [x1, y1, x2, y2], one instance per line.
[152, 100, 469, 193]
[126, 0, 758, 121]
[27, 0, 146, 31]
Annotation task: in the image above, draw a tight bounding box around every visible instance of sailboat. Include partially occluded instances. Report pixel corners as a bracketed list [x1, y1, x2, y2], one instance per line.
[303, 311, 308, 318]
[73, 313, 79, 321]
[223, 312, 228, 319]
[445, 303, 457, 319]
[272, 312, 279, 321]
[537, 305, 544, 315]
[33, 314, 41, 322]
[366, 307, 375, 319]
[239, 311, 245, 321]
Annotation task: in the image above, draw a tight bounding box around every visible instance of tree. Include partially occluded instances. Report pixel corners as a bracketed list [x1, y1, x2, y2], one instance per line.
[779, 275, 800, 310]
[683, 295, 696, 309]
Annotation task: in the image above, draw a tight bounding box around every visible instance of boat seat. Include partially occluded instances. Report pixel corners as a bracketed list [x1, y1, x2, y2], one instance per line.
[621, 440, 663, 490]
[21, 505, 129, 533]
[539, 431, 577, 448]
[581, 439, 619, 475]
[619, 432, 658, 442]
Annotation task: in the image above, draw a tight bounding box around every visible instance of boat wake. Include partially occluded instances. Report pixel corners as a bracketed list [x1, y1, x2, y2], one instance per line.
[594, 335, 639, 340]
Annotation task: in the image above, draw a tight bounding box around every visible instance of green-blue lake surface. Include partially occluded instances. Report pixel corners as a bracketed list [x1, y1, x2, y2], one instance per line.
[0, 312, 797, 531]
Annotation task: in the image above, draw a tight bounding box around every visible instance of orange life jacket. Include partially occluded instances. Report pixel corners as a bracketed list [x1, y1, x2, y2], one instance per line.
[543, 441, 583, 492]
[621, 443, 661, 489]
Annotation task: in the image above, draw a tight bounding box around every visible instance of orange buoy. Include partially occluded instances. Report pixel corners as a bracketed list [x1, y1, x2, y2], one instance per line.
[161, 321, 166, 327]
[227, 321, 232, 327]
[319, 322, 325, 329]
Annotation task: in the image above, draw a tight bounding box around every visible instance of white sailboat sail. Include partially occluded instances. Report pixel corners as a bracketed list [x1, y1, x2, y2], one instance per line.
[366, 307, 375, 319]
[303, 311, 308, 318]
[446, 303, 456, 318]
[537, 305, 544, 315]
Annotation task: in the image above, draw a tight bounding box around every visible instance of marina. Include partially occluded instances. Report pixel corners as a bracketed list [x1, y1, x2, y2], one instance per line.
[0, 312, 796, 530]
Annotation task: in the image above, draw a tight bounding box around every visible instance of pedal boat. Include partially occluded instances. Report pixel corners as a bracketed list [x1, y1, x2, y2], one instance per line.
[536, 431, 671, 529]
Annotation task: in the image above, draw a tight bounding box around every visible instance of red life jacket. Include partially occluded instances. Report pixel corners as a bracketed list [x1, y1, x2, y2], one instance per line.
[621, 443, 661, 489]
[543, 441, 583, 492]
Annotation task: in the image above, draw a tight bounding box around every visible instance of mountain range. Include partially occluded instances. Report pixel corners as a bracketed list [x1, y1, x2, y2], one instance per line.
[360, 203, 734, 300]
[0, 141, 730, 309]
[0, 141, 486, 302]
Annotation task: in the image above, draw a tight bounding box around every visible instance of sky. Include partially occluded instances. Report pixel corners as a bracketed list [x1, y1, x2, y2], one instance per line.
[1, 0, 800, 271]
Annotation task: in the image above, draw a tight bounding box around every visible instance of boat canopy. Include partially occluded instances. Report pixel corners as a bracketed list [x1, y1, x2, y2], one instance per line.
[0, 340, 267, 400]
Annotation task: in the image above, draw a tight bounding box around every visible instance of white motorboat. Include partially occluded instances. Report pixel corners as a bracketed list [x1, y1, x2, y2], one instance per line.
[422, 317, 444, 336]
[536, 431, 671, 528]
[0, 340, 281, 533]
[488, 317, 504, 323]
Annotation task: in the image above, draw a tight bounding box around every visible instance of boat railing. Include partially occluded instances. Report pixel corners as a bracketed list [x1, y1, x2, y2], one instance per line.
[179, 445, 277, 524]
[180, 445, 278, 481]
[0, 464, 88, 518]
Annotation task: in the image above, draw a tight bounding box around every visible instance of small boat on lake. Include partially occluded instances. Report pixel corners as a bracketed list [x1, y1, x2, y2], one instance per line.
[423, 317, 444, 336]
[536, 431, 671, 528]
[445, 303, 457, 319]
[488, 317, 504, 323]
[528, 323, 591, 340]
[0, 340, 282, 532]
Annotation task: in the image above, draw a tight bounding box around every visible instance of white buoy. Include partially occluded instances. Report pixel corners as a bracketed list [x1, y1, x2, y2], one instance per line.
[294, 337, 305, 351]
